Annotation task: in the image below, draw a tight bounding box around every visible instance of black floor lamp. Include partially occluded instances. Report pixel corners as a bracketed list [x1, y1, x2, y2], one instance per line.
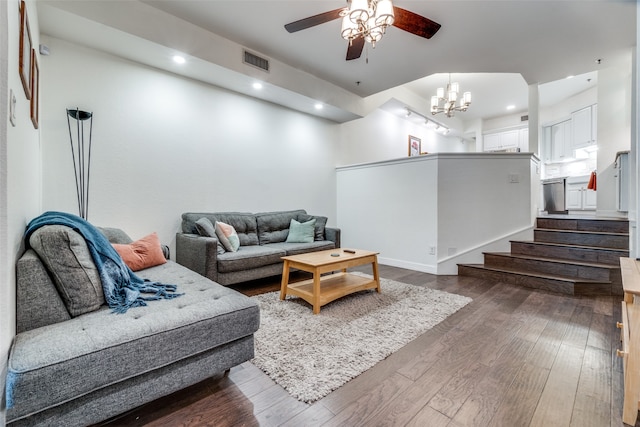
[66, 108, 93, 220]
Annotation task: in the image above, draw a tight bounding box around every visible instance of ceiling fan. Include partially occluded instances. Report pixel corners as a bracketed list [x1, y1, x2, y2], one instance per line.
[284, 0, 441, 61]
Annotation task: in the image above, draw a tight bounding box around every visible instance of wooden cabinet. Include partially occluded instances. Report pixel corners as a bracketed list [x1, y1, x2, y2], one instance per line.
[566, 177, 596, 210]
[617, 258, 640, 426]
[571, 104, 597, 149]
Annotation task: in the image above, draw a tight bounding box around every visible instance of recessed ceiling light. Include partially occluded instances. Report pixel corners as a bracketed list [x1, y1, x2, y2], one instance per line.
[252, 82, 263, 90]
[506, 105, 516, 110]
[314, 103, 323, 110]
[172, 55, 186, 64]
[566, 75, 575, 79]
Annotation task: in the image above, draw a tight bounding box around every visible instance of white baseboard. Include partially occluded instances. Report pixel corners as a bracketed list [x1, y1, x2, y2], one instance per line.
[377, 257, 437, 275]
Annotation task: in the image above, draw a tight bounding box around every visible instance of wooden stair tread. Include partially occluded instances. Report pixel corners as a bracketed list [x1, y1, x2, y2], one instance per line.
[458, 263, 611, 285]
[485, 251, 620, 269]
[510, 239, 630, 253]
[535, 227, 629, 237]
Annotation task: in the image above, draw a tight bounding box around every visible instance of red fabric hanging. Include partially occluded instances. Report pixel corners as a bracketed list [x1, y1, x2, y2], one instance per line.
[587, 171, 597, 191]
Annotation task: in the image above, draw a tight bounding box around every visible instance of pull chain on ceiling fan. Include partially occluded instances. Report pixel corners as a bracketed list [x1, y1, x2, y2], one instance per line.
[284, 0, 441, 61]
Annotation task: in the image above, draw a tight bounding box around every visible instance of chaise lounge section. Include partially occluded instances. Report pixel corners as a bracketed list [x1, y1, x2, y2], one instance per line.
[176, 209, 341, 286]
[6, 224, 260, 427]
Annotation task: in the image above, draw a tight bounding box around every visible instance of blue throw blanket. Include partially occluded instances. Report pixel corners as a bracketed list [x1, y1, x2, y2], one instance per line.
[25, 211, 182, 314]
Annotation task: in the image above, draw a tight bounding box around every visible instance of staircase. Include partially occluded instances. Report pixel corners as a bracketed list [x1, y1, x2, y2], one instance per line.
[458, 216, 629, 296]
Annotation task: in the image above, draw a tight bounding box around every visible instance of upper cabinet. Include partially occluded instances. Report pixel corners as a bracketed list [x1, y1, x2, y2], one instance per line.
[483, 127, 527, 152]
[550, 120, 572, 162]
[542, 103, 597, 164]
[571, 104, 597, 149]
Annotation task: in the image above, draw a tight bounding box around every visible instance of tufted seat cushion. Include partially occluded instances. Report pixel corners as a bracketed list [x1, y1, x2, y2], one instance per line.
[6, 260, 260, 421]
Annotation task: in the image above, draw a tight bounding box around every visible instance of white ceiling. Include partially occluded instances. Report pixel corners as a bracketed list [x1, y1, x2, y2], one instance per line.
[37, 1, 635, 124]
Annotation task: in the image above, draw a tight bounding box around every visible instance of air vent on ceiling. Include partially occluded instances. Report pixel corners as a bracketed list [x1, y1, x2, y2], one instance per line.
[243, 50, 270, 72]
[521, 115, 529, 122]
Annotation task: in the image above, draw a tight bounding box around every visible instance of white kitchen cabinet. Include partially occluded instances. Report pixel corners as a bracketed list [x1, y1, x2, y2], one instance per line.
[519, 128, 529, 152]
[483, 133, 501, 151]
[550, 120, 572, 162]
[616, 151, 629, 212]
[571, 104, 597, 149]
[483, 128, 521, 152]
[542, 126, 552, 163]
[566, 177, 596, 211]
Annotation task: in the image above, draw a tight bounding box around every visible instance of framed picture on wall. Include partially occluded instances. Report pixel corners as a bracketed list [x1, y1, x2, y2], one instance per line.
[30, 49, 39, 129]
[19, 0, 32, 100]
[408, 135, 421, 157]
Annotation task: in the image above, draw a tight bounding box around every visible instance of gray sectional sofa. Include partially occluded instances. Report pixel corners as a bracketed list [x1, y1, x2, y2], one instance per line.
[6, 225, 260, 427]
[176, 209, 341, 286]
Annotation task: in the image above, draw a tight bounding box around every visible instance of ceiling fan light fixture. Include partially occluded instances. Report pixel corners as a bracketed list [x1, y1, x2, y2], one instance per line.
[365, 18, 384, 45]
[341, 16, 359, 41]
[284, 1, 440, 61]
[375, 0, 395, 26]
[349, 0, 370, 24]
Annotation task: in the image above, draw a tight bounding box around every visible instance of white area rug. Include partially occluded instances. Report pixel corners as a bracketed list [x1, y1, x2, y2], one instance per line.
[250, 274, 472, 403]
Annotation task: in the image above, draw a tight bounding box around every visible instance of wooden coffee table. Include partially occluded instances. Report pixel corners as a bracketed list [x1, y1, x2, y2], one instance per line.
[279, 248, 380, 314]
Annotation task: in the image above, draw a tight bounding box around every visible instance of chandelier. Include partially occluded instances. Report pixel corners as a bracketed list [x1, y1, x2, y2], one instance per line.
[340, 0, 395, 48]
[430, 74, 472, 118]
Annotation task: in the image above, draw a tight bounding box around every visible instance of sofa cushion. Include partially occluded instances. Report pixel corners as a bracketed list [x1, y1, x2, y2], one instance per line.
[98, 227, 134, 245]
[215, 221, 240, 252]
[298, 214, 328, 241]
[194, 217, 216, 238]
[217, 245, 286, 273]
[112, 232, 167, 271]
[6, 261, 260, 421]
[268, 240, 336, 256]
[195, 217, 226, 255]
[28, 225, 105, 317]
[286, 218, 316, 243]
[256, 209, 307, 244]
[182, 213, 258, 246]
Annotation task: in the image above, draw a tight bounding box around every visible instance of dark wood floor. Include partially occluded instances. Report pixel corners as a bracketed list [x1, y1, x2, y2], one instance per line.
[102, 265, 636, 427]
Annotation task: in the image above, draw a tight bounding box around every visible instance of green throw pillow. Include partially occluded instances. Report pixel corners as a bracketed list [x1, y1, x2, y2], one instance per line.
[286, 218, 316, 243]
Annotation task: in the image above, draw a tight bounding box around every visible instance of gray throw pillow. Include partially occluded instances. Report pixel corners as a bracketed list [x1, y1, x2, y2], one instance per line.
[29, 225, 105, 317]
[195, 217, 225, 255]
[286, 218, 316, 243]
[299, 214, 328, 241]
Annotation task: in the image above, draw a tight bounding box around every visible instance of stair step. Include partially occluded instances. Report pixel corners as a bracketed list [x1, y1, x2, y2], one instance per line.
[511, 240, 628, 266]
[483, 252, 619, 283]
[534, 228, 629, 249]
[536, 216, 629, 233]
[458, 263, 615, 296]
[457, 215, 628, 297]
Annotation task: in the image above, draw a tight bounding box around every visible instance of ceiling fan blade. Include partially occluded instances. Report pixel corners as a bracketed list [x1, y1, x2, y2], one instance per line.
[392, 7, 441, 39]
[285, 8, 344, 33]
[346, 36, 365, 61]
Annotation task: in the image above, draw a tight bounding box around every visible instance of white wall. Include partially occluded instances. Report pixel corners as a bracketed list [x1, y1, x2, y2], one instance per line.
[337, 153, 536, 274]
[540, 87, 598, 125]
[597, 56, 633, 217]
[337, 156, 439, 272]
[336, 108, 468, 166]
[40, 36, 339, 252]
[2, 0, 43, 420]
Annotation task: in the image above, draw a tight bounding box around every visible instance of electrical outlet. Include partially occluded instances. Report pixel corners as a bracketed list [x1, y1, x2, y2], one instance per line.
[508, 174, 519, 183]
[429, 246, 436, 255]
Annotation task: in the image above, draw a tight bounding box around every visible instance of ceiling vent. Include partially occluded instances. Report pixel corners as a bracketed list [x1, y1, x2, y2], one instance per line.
[521, 115, 529, 122]
[243, 50, 270, 72]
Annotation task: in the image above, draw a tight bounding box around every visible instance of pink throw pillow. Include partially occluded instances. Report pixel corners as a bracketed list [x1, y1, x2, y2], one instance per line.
[112, 232, 167, 271]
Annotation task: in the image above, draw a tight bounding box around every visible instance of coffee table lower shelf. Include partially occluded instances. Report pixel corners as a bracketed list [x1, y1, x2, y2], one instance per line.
[285, 272, 378, 311]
